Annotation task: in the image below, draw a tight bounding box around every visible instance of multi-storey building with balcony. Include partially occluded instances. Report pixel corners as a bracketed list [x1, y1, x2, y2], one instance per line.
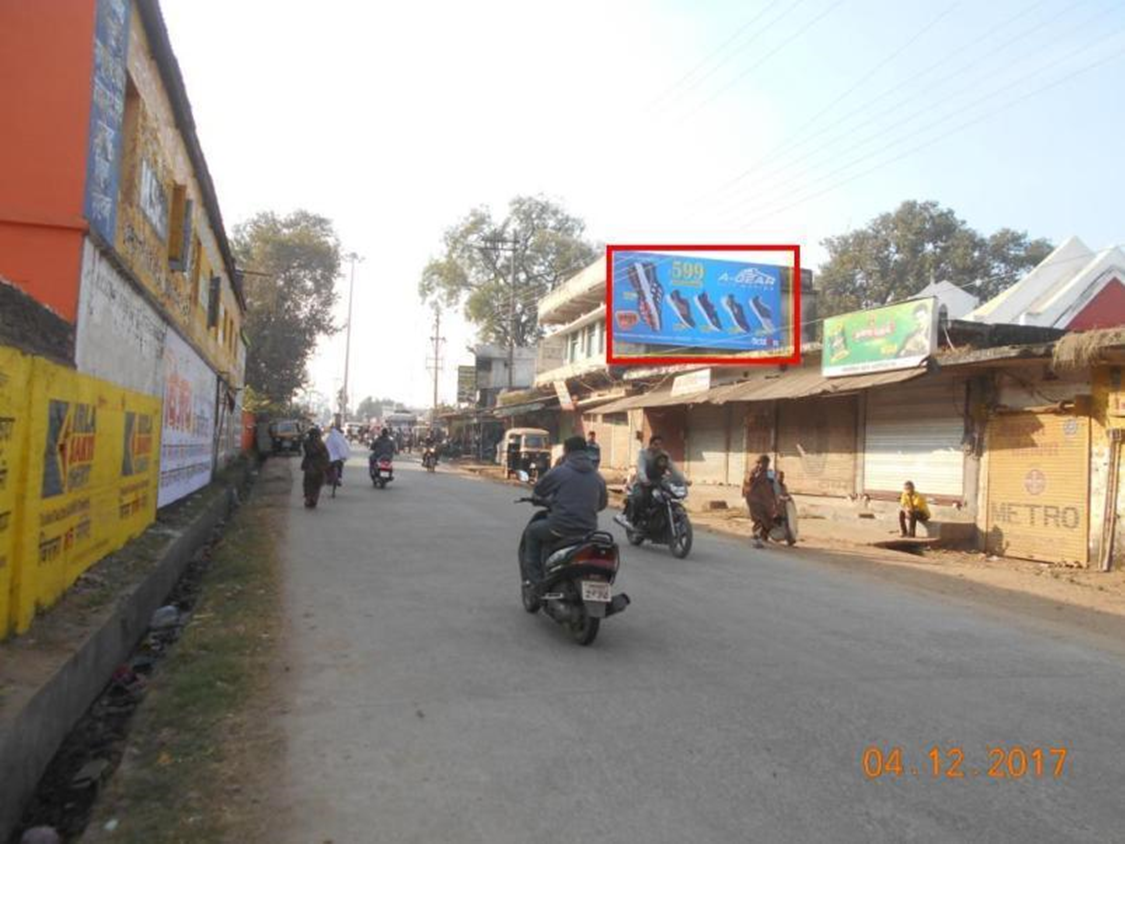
[0, 0, 247, 506]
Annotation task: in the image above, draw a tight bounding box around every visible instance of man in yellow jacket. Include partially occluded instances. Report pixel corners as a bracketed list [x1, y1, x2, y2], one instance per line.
[899, 481, 930, 537]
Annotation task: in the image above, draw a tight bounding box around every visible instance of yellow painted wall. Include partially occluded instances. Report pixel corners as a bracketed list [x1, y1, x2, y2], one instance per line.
[0, 347, 33, 639]
[0, 344, 160, 638]
[111, 4, 243, 389]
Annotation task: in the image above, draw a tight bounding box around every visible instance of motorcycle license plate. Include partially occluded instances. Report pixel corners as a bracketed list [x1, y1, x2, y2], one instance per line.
[580, 580, 611, 603]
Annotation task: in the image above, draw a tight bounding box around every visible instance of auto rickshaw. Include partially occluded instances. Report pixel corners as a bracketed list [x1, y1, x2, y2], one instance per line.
[498, 427, 552, 481]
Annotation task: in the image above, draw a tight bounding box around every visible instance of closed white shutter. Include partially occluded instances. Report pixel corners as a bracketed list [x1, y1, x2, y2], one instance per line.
[727, 403, 749, 486]
[863, 377, 966, 498]
[687, 404, 728, 484]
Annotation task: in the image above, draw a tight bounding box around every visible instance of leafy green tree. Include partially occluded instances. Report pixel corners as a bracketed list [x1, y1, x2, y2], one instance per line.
[419, 195, 597, 345]
[234, 210, 342, 408]
[355, 396, 399, 420]
[817, 200, 1052, 318]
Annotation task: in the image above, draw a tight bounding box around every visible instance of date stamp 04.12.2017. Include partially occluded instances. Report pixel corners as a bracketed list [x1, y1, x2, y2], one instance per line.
[862, 746, 1069, 780]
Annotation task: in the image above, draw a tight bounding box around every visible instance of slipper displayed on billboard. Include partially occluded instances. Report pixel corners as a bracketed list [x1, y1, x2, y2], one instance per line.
[668, 290, 695, 327]
[750, 294, 777, 334]
[626, 260, 663, 332]
[694, 291, 723, 331]
[722, 294, 752, 333]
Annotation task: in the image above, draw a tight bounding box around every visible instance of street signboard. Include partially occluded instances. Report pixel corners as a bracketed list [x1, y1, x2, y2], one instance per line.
[671, 367, 712, 396]
[553, 379, 575, 411]
[457, 365, 477, 404]
[610, 252, 783, 352]
[822, 297, 938, 378]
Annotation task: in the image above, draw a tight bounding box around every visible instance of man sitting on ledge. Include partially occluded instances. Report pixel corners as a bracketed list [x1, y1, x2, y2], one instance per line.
[899, 480, 931, 538]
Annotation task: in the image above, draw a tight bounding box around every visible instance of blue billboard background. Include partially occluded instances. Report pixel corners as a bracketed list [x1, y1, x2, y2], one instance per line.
[611, 252, 784, 352]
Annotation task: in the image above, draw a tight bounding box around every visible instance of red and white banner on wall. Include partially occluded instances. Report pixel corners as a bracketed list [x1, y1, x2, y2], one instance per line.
[158, 329, 216, 507]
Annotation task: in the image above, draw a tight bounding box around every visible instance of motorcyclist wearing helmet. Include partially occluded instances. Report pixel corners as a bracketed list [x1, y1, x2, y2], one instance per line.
[523, 435, 608, 590]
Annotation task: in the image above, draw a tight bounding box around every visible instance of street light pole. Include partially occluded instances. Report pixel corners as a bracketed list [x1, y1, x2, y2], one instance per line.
[341, 252, 363, 423]
[508, 242, 517, 389]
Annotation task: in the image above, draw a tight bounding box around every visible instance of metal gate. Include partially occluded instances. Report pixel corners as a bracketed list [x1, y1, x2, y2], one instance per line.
[776, 397, 858, 496]
[864, 377, 966, 498]
[986, 412, 1089, 565]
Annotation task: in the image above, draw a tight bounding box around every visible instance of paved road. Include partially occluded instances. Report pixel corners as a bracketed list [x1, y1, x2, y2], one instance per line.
[273, 450, 1125, 841]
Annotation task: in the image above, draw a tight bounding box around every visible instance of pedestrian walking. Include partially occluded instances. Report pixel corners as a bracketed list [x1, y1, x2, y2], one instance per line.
[586, 429, 601, 469]
[325, 423, 350, 486]
[301, 426, 331, 508]
[742, 454, 778, 548]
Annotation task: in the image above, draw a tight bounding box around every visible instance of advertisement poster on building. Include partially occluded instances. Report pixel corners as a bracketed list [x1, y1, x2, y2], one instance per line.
[610, 252, 784, 352]
[457, 365, 477, 404]
[2, 346, 160, 635]
[159, 331, 216, 507]
[83, 0, 131, 241]
[822, 297, 938, 378]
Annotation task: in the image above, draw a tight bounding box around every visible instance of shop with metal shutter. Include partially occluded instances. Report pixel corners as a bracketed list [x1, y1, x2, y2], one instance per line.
[686, 404, 729, 484]
[985, 412, 1089, 565]
[727, 402, 749, 486]
[863, 376, 967, 499]
[776, 396, 858, 496]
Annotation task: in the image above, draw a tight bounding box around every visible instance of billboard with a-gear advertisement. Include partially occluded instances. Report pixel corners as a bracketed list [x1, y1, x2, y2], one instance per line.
[610, 251, 784, 353]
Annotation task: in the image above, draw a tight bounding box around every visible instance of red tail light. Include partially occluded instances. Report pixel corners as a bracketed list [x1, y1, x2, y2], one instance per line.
[570, 544, 619, 572]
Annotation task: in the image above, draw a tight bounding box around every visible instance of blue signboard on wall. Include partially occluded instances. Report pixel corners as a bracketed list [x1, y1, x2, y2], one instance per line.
[611, 252, 784, 352]
[83, 0, 131, 242]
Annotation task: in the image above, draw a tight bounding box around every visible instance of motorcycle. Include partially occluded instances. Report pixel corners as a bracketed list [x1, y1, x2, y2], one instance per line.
[369, 453, 394, 489]
[614, 476, 693, 558]
[516, 491, 630, 647]
[422, 446, 439, 472]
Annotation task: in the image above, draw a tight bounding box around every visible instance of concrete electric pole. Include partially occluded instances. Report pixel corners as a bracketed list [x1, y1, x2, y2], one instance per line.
[340, 252, 363, 423]
[427, 303, 446, 422]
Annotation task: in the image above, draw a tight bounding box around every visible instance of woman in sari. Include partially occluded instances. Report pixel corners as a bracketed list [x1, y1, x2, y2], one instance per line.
[742, 454, 778, 549]
[300, 426, 331, 508]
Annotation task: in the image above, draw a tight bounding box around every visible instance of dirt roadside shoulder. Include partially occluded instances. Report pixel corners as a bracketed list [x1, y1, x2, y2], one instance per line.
[81, 458, 294, 843]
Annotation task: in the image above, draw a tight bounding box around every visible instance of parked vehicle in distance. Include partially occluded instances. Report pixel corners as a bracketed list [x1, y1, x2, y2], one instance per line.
[498, 427, 551, 482]
[269, 419, 305, 455]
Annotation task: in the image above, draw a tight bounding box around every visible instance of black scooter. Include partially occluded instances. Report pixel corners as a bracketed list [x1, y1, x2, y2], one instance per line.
[615, 477, 694, 558]
[516, 495, 630, 646]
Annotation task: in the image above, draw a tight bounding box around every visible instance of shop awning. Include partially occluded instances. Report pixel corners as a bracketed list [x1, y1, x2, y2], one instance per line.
[592, 365, 929, 413]
[593, 383, 717, 414]
[493, 395, 559, 418]
[708, 365, 929, 404]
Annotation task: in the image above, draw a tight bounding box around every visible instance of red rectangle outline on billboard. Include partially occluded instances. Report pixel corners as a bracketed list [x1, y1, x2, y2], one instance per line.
[605, 244, 801, 366]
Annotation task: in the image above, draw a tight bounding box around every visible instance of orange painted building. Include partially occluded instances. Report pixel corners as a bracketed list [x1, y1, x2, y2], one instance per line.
[0, 0, 246, 377]
[0, 0, 99, 321]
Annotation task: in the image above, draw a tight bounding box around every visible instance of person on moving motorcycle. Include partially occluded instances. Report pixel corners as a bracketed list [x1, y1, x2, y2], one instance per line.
[370, 427, 395, 461]
[629, 434, 683, 526]
[421, 431, 438, 466]
[523, 435, 608, 592]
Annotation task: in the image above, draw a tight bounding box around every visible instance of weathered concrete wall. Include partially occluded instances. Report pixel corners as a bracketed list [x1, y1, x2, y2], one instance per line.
[114, 3, 243, 391]
[74, 239, 167, 397]
[0, 280, 76, 365]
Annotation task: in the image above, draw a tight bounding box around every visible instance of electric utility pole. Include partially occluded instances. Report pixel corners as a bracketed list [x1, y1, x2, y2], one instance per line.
[427, 303, 446, 422]
[341, 252, 363, 423]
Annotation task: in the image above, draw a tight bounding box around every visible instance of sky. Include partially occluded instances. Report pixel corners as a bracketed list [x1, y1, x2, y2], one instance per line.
[161, 0, 1125, 409]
